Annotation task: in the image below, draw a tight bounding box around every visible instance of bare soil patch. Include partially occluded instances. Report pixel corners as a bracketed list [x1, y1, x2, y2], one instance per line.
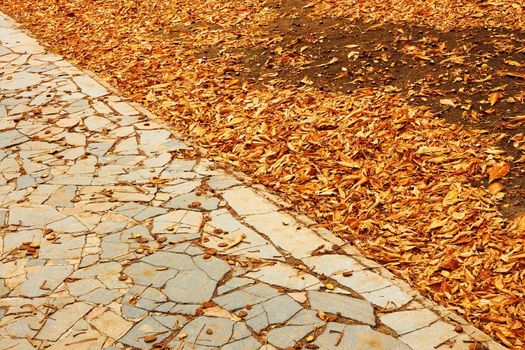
[217, 3, 525, 218]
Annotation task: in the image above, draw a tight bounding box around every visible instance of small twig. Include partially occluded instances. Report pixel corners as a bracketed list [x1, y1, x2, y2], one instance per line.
[193, 323, 206, 347]
[335, 327, 345, 346]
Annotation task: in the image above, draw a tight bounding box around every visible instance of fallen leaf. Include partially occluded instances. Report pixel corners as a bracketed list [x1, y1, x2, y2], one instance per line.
[440, 98, 456, 107]
[488, 162, 511, 183]
[143, 335, 157, 343]
[439, 258, 460, 270]
[511, 213, 525, 233]
[488, 92, 504, 106]
[488, 182, 504, 194]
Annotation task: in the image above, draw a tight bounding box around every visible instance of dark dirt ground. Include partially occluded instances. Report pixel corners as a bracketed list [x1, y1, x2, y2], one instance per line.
[194, 1, 525, 219]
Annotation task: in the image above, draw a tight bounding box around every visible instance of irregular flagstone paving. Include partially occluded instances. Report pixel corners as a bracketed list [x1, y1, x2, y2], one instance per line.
[0, 12, 506, 350]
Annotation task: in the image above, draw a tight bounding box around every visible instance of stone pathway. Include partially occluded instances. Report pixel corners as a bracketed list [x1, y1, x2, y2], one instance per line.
[0, 12, 506, 350]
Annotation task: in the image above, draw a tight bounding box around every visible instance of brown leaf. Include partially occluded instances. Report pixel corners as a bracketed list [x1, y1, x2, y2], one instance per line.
[143, 335, 157, 343]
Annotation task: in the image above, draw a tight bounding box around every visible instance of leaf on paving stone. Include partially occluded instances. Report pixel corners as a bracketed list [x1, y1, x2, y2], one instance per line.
[144, 335, 157, 343]
[317, 310, 326, 321]
[221, 232, 246, 251]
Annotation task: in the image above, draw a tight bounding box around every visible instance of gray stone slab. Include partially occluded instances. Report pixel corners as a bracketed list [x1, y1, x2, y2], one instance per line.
[307, 291, 375, 325]
[361, 284, 412, 309]
[380, 309, 440, 335]
[70, 262, 126, 289]
[218, 277, 256, 294]
[14, 265, 73, 298]
[0, 338, 35, 350]
[35, 302, 92, 341]
[245, 263, 320, 290]
[267, 324, 315, 348]
[204, 209, 284, 260]
[0, 71, 42, 90]
[119, 316, 172, 348]
[242, 211, 330, 259]
[245, 295, 303, 331]
[39, 235, 85, 259]
[44, 185, 76, 207]
[168, 316, 250, 349]
[164, 269, 219, 304]
[66, 278, 105, 297]
[314, 323, 412, 350]
[0, 314, 43, 338]
[165, 192, 220, 211]
[214, 283, 280, 311]
[87, 141, 114, 157]
[399, 321, 457, 350]
[288, 309, 324, 327]
[72, 75, 108, 98]
[91, 310, 133, 339]
[1, 137, 23, 159]
[78, 287, 122, 304]
[222, 336, 261, 350]
[124, 262, 175, 288]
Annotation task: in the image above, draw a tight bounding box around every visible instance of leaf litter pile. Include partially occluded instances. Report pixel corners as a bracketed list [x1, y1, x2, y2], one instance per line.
[1, 0, 524, 347]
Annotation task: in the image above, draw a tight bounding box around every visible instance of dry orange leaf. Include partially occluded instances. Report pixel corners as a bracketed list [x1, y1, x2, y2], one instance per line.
[439, 258, 460, 270]
[511, 213, 525, 233]
[487, 182, 504, 194]
[488, 92, 503, 106]
[488, 162, 510, 183]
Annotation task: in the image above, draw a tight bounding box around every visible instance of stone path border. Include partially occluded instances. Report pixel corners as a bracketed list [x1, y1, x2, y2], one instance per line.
[0, 12, 506, 350]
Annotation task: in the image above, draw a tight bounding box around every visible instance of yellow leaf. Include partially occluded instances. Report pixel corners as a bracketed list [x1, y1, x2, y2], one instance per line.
[509, 252, 525, 260]
[226, 117, 245, 126]
[451, 211, 466, 220]
[504, 59, 522, 67]
[428, 219, 447, 230]
[443, 184, 461, 206]
[337, 161, 360, 169]
[439, 99, 455, 107]
[317, 310, 326, 321]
